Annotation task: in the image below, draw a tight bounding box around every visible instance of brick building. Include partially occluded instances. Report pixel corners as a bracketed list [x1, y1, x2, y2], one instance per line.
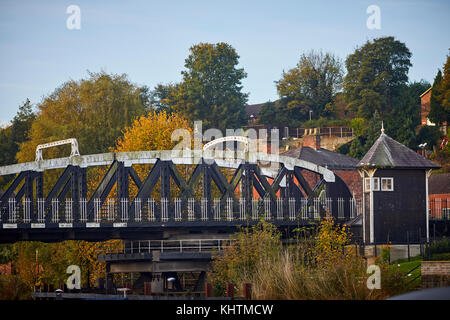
[245, 103, 263, 125]
[420, 87, 433, 126]
[420, 87, 448, 133]
[282, 134, 362, 201]
[429, 173, 450, 220]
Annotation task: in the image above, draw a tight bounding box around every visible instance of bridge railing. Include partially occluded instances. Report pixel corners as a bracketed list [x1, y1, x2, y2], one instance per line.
[0, 197, 363, 226]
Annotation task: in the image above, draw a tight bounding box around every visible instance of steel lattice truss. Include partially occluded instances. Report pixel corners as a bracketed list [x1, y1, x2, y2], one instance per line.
[0, 151, 359, 242]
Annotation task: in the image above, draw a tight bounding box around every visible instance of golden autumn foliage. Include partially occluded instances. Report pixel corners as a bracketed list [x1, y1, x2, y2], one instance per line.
[74, 111, 192, 289]
[3, 240, 122, 298]
[3, 110, 192, 299]
[86, 110, 193, 199]
[114, 110, 192, 152]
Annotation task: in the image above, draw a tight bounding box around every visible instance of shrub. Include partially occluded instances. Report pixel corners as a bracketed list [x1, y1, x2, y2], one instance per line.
[429, 237, 450, 255]
[208, 220, 282, 296]
[209, 217, 412, 299]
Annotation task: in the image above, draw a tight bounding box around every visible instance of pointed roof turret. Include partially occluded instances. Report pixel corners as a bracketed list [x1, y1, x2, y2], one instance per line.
[357, 132, 440, 169]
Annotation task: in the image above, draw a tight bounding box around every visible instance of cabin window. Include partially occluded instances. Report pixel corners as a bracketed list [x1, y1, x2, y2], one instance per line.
[372, 177, 380, 191]
[381, 178, 394, 191]
[364, 177, 380, 192]
[364, 178, 371, 192]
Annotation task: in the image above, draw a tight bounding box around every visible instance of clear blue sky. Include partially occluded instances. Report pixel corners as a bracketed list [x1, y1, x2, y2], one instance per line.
[0, 0, 449, 125]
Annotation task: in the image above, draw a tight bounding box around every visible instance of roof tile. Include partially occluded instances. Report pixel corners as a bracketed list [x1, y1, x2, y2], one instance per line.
[357, 133, 440, 169]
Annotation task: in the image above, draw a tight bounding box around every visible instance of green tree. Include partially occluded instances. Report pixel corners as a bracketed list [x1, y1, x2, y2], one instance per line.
[260, 50, 343, 126]
[440, 56, 450, 117]
[348, 136, 365, 159]
[165, 43, 248, 130]
[429, 70, 444, 125]
[0, 99, 36, 188]
[150, 83, 180, 113]
[257, 99, 301, 127]
[417, 125, 443, 150]
[344, 37, 412, 119]
[385, 81, 430, 149]
[429, 56, 450, 125]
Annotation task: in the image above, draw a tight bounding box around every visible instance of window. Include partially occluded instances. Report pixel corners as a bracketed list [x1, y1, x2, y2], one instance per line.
[372, 177, 380, 191]
[381, 178, 394, 191]
[364, 178, 371, 192]
[364, 177, 380, 192]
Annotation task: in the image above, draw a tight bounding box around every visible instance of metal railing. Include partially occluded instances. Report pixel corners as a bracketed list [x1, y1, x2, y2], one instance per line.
[288, 127, 354, 139]
[96, 238, 235, 256]
[0, 197, 363, 225]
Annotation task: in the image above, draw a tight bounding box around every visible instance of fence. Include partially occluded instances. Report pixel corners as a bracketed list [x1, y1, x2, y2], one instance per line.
[288, 127, 354, 139]
[244, 125, 354, 139]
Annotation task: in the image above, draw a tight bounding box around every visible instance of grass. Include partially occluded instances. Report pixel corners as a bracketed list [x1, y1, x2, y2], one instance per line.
[389, 252, 450, 289]
[391, 260, 422, 288]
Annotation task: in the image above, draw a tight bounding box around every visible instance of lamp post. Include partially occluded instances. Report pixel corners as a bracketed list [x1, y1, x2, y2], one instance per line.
[309, 110, 313, 121]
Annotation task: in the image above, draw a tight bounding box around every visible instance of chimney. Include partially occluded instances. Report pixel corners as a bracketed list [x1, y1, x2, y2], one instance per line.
[302, 130, 321, 150]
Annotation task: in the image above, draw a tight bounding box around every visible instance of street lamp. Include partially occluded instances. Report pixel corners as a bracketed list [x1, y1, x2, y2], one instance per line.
[309, 110, 313, 121]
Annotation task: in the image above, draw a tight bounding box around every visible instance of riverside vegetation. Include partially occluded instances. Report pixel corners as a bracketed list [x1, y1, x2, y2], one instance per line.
[208, 218, 411, 300]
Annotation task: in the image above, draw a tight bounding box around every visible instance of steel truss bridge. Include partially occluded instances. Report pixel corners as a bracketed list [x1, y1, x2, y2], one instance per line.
[0, 149, 360, 243]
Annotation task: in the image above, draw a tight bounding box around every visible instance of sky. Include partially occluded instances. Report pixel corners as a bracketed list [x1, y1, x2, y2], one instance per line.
[0, 0, 449, 125]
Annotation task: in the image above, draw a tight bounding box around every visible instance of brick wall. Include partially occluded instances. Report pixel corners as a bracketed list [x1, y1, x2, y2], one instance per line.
[429, 193, 450, 200]
[335, 170, 363, 201]
[421, 261, 450, 288]
[421, 261, 450, 275]
[299, 169, 362, 200]
[420, 90, 431, 126]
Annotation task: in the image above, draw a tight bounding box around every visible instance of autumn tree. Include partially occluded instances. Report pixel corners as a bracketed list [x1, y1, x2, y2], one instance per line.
[17, 71, 149, 163]
[115, 110, 192, 153]
[4, 72, 149, 297]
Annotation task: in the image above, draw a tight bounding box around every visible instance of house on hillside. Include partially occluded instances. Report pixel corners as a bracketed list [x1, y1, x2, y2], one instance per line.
[420, 87, 448, 133]
[245, 103, 263, 125]
[420, 87, 434, 127]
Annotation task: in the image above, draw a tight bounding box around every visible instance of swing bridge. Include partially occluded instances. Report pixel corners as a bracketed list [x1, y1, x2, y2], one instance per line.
[0, 140, 363, 243]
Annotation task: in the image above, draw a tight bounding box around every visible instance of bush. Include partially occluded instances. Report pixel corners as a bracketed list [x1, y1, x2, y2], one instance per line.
[209, 217, 412, 299]
[208, 220, 282, 296]
[429, 237, 450, 255]
[0, 275, 30, 300]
